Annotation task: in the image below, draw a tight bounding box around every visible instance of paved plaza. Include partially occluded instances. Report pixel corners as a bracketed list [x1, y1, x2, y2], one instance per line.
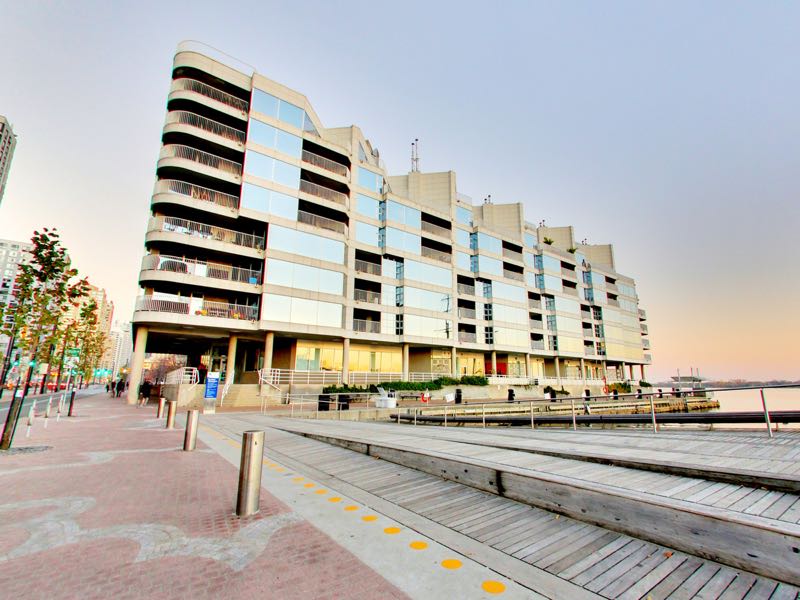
[0, 391, 523, 599]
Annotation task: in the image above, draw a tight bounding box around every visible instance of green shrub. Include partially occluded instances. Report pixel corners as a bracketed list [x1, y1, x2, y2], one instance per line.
[459, 375, 488, 386]
[608, 382, 631, 394]
[322, 375, 488, 394]
[639, 380, 652, 388]
[543, 385, 570, 396]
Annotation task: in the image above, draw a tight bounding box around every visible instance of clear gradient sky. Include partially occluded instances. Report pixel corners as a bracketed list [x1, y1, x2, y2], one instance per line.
[0, 1, 798, 381]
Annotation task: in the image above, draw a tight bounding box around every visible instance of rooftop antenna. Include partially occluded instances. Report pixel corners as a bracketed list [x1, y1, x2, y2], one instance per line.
[411, 138, 420, 172]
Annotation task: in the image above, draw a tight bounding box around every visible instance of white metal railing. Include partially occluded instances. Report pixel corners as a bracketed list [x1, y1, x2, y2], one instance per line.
[348, 372, 403, 385]
[141, 254, 262, 285]
[297, 210, 346, 235]
[220, 378, 232, 405]
[581, 311, 593, 320]
[165, 367, 199, 385]
[458, 307, 476, 319]
[529, 320, 544, 330]
[421, 247, 451, 263]
[502, 248, 523, 262]
[299, 180, 348, 205]
[503, 270, 524, 282]
[607, 298, 620, 307]
[639, 309, 647, 320]
[353, 319, 381, 334]
[148, 216, 265, 250]
[561, 267, 577, 277]
[421, 221, 451, 238]
[409, 372, 445, 383]
[458, 331, 477, 343]
[563, 287, 579, 297]
[354, 289, 381, 304]
[172, 77, 249, 112]
[354, 259, 381, 275]
[585, 347, 596, 356]
[165, 111, 246, 144]
[263, 368, 342, 386]
[531, 340, 546, 350]
[457, 284, 476, 296]
[156, 179, 239, 210]
[135, 294, 258, 321]
[488, 375, 533, 385]
[160, 144, 242, 176]
[301, 150, 349, 178]
[606, 282, 619, 293]
[528, 299, 542, 310]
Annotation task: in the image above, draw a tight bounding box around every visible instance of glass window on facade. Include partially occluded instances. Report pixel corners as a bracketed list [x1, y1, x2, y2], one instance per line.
[524, 232, 537, 247]
[358, 167, 383, 193]
[543, 274, 562, 292]
[472, 232, 502, 255]
[383, 227, 421, 254]
[456, 206, 473, 226]
[492, 304, 527, 323]
[383, 256, 402, 279]
[554, 296, 580, 316]
[248, 119, 302, 157]
[295, 341, 344, 371]
[455, 228, 471, 248]
[555, 315, 581, 334]
[404, 314, 452, 339]
[355, 221, 380, 247]
[541, 254, 560, 273]
[524, 252, 536, 268]
[240, 183, 298, 219]
[456, 252, 471, 271]
[385, 200, 421, 229]
[544, 296, 556, 311]
[262, 293, 343, 327]
[252, 89, 307, 130]
[404, 286, 452, 312]
[244, 150, 300, 189]
[471, 255, 502, 276]
[491, 280, 526, 303]
[350, 347, 402, 372]
[494, 328, 529, 348]
[355, 194, 380, 220]
[583, 287, 594, 302]
[618, 283, 636, 298]
[265, 259, 343, 295]
[267, 224, 345, 264]
[404, 259, 451, 287]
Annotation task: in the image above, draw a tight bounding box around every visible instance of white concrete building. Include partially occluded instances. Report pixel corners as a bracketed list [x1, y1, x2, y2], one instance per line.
[129, 42, 651, 404]
[0, 117, 17, 206]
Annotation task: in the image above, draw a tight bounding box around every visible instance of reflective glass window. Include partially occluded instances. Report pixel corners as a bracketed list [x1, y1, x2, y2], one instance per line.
[265, 259, 343, 294]
[524, 252, 536, 268]
[263, 293, 342, 327]
[251, 89, 279, 118]
[404, 314, 452, 339]
[455, 228, 470, 248]
[240, 183, 298, 219]
[524, 232, 537, 247]
[475, 232, 502, 255]
[492, 304, 527, 323]
[355, 194, 380, 220]
[252, 89, 307, 130]
[554, 296, 580, 316]
[386, 200, 421, 229]
[355, 221, 380, 247]
[384, 227, 421, 254]
[456, 252, 471, 271]
[555, 315, 582, 334]
[404, 259, 451, 287]
[267, 224, 345, 263]
[278, 101, 304, 129]
[248, 119, 302, 157]
[618, 283, 636, 298]
[494, 328, 529, 348]
[404, 286, 451, 312]
[544, 274, 562, 292]
[244, 150, 300, 189]
[456, 206, 472, 226]
[472, 255, 502, 276]
[358, 168, 383, 193]
[492, 281, 526, 303]
[541, 254, 560, 273]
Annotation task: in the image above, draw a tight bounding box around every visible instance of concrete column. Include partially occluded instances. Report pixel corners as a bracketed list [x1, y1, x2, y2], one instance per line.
[629, 364, 636, 381]
[491, 351, 497, 376]
[525, 354, 532, 379]
[263, 332, 274, 372]
[640, 364, 646, 381]
[225, 335, 237, 386]
[342, 338, 350, 385]
[602, 360, 607, 380]
[555, 357, 561, 386]
[402, 343, 409, 380]
[450, 346, 457, 378]
[580, 357, 586, 385]
[126, 326, 148, 405]
[621, 361, 627, 381]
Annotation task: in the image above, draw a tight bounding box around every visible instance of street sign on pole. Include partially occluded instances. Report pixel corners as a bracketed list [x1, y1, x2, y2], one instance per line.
[203, 372, 219, 415]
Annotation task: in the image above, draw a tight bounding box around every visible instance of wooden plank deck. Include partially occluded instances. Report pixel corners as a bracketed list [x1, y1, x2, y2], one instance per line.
[203, 414, 799, 599]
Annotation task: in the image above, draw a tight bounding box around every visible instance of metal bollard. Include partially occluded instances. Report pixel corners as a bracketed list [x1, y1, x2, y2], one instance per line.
[443, 404, 447, 427]
[482, 404, 486, 428]
[649, 394, 658, 433]
[183, 410, 199, 451]
[570, 398, 577, 431]
[236, 430, 265, 517]
[414, 408, 417, 426]
[156, 397, 166, 419]
[44, 397, 52, 429]
[165, 400, 177, 429]
[530, 401, 535, 430]
[68, 390, 76, 417]
[761, 389, 773, 439]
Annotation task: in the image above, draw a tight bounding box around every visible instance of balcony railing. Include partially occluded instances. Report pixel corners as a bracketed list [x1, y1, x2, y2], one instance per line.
[141, 254, 262, 285]
[148, 216, 265, 250]
[502, 248, 523, 262]
[528, 299, 541, 310]
[299, 180, 348, 205]
[353, 319, 381, 333]
[264, 368, 342, 386]
[581, 311, 593, 320]
[606, 282, 619, 293]
[165, 367, 199, 385]
[165, 111, 246, 144]
[160, 144, 242, 176]
[458, 307, 476, 319]
[135, 294, 258, 321]
[421, 247, 451, 263]
[531, 340, 546, 350]
[585, 346, 596, 356]
[562, 286, 579, 297]
[156, 179, 239, 210]
[301, 150, 349, 178]
[643, 339, 651, 349]
[561, 267, 577, 277]
[458, 331, 477, 343]
[172, 78, 250, 112]
[639, 309, 647, 320]
[529, 320, 544, 330]
[354, 289, 381, 304]
[354, 259, 381, 276]
[607, 298, 620, 307]
[297, 210, 346, 235]
[641, 324, 649, 334]
[457, 283, 476, 296]
[644, 353, 652, 362]
[503, 270, 524, 282]
[421, 221, 451, 239]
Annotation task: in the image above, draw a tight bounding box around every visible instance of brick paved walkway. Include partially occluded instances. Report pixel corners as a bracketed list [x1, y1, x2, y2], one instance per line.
[0, 391, 409, 599]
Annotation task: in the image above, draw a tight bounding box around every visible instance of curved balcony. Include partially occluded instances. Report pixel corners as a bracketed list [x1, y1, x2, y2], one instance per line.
[301, 150, 349, 179]
[152, 179, 239, 214]
[158, 144, 242, 184]
[169, 77, 249, 119]
[140, 254, 262, 292]
[134, 294, 259, 329]
[146, 216, 264, 259]
[299, 180, 348, 205]
[297, 210, 347, 235]
[164, 110, 246, 150]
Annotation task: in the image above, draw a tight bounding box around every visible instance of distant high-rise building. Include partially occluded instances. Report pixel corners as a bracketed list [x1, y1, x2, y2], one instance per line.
[0, 239, 34, 360]
[0, 116, 17, 205]
[107, 321, 133, 379]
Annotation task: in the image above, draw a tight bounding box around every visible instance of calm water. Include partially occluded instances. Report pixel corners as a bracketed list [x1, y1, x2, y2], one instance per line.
[707, 387, 799, 430]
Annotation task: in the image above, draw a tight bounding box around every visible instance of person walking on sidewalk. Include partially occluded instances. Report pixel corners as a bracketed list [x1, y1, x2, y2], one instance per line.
[138, 380, 152, 407]
[115, 379, 125, 398]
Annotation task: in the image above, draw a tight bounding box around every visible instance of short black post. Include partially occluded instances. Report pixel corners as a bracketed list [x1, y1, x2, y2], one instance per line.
[68, 390, 76, 417]
[455, 388, 463, 404]
[507, 388, 515, 403]
[0, 383, 23, 450]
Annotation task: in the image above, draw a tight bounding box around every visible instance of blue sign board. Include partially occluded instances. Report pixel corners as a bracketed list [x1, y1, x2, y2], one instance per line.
[204, 372, 220, 399]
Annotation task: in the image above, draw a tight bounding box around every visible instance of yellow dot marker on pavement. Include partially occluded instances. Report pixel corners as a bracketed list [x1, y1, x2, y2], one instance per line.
[383, 527, 401, 535]
[328, 497, 342, 502]
[275, 467, 286, 472]
[304, 483, 315, 488]
[482, 581, 506, 594]
[344, 505, 359, 511]
[292, 477, 304, 482]
[362, 515, 378, 522]
[409, 541, 428, 550]
[315, 489, 327, 495]
[441, 559, 463, 570]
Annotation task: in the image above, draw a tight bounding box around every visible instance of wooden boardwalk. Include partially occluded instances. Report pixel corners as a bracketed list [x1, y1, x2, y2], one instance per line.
[203, 414, 800, 599]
